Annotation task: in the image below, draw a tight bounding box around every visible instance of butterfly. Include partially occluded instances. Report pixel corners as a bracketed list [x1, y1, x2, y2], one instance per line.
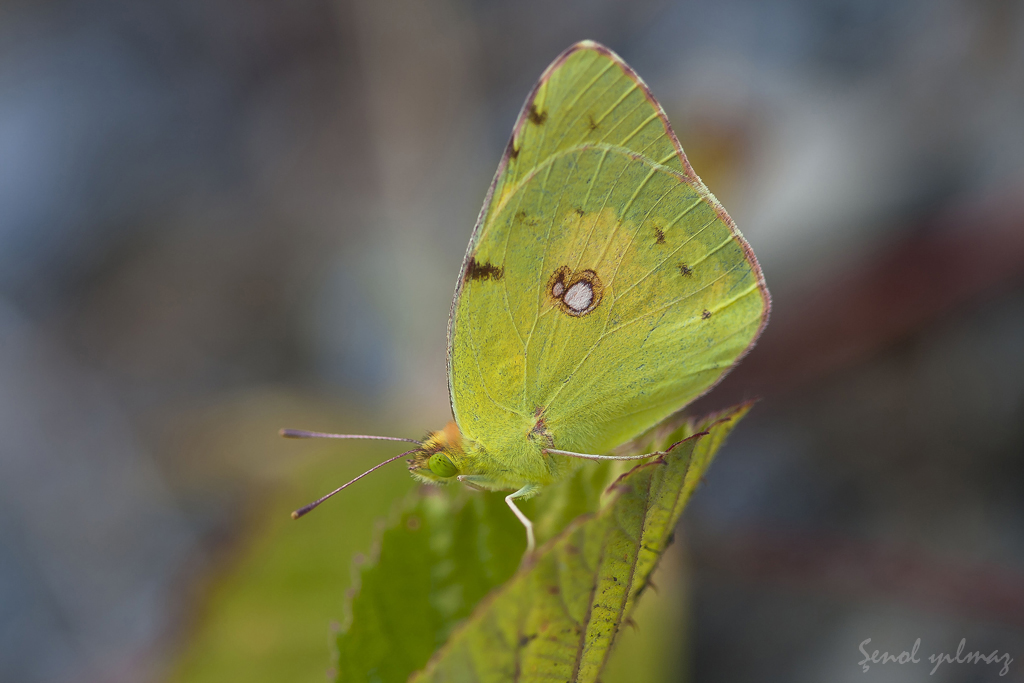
[284, 41, 770, 553]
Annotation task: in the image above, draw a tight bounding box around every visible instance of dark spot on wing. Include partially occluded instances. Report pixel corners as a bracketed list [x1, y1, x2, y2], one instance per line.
[587, 115, 599, 131]
[529, 407, 554, 447]
[574, 207, 585, 217]
[547, 266, 603, 317]
[465, 257, 504, 282]
[527, 104, 547, 125]
[507, 139, 519, 160]
[514, 210, 538, 227]
[654, 226, 666, 244]
[678, 263, 693, 277]
[702, 309, 712, 320]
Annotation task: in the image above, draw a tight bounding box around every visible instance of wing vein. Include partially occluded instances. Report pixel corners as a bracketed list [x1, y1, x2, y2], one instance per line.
[541, 264, 753, 413]
[658, 150, 679, 165]
[557, 308, 759, 419]
[552, 68, 628, 155]
[608, 195, 704, 292]
[501, 188, 530, 350]
[613, 214, 718, 300]
[604, 264, 749, 336]
[466, 303, 525, 417]
[619, 111, 661, 146]
[524, 156, 570, 405]
[561, 53, 618, 118]
[592, 81, 641, 128]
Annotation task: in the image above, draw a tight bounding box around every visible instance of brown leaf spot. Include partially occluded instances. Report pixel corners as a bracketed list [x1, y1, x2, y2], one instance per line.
[465, 257, 504, 282]
[527, 104, 547, 125]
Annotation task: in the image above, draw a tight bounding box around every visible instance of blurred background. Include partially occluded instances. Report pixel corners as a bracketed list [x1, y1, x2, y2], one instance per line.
[1, 0, 1022, 681]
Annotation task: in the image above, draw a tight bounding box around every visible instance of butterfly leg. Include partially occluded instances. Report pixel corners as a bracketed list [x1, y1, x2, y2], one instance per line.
[505, 485, 539, 554]
[456, 474, 491, 492]
[543, 432, 708, 463]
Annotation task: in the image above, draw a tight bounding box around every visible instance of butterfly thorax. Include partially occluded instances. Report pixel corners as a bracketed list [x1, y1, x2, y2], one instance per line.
[408, 418, 581, 492]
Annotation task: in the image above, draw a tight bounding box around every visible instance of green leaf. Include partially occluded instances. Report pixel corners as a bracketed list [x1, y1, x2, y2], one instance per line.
[409, 403, 751, 683]
[334, 452, 622, 682]
[335, 402, 751, 682]
[335, 487, 526, 682]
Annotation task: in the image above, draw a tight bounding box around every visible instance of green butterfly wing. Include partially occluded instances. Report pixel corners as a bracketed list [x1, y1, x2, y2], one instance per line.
[448, 41, 769, 469]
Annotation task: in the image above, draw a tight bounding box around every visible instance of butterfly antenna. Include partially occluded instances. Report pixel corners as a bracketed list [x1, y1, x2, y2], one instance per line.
[279, 428, 422, 445]
[290, 447, 419, 519]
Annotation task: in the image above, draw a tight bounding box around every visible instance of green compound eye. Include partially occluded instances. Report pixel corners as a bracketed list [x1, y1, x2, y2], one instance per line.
[428, 452, 458, 478]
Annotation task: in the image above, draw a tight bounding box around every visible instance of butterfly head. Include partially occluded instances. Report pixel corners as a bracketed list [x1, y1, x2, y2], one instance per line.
[408, 421, 465, 483]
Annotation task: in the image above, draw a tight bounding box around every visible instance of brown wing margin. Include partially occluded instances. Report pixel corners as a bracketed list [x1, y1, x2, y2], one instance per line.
[445, 40, 772, 416]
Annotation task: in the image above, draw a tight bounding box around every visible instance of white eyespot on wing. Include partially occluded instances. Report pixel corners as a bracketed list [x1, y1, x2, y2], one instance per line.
[552, 281, 565, 297]
[563, 281, 593, 312]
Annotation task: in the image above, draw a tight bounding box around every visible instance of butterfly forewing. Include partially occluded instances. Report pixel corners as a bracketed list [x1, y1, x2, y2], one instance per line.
[449, 42, 768, 459]
[496, 44, 685, 197]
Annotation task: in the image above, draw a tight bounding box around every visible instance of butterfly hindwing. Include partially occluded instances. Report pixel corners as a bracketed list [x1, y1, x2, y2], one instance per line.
[449, 42, 769, 460]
